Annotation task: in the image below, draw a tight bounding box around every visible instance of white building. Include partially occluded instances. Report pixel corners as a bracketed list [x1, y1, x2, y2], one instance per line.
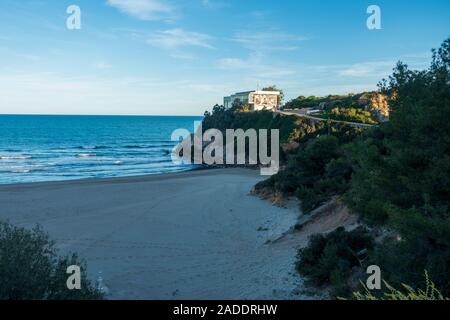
[224, 90, 280, 111]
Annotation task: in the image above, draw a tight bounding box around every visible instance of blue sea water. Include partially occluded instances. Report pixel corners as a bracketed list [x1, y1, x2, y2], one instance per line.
[0, 115, 203, 184]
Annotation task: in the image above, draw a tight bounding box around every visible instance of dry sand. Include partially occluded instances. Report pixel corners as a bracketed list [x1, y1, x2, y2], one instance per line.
[0, 168, 315, 300]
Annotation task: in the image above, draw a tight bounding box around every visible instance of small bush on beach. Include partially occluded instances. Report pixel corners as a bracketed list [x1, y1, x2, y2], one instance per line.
[0, 221, 103, 300]
[296, 227, 374, 297]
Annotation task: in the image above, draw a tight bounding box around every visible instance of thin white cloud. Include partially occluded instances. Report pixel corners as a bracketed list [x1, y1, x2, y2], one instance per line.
[298, 84, 379, 96]
[146, 28, 214, 49]
[231, 31, 308, 52]
[335, 53, 431, 78]
[106, 0, 173, 21]
[16, 54, 40, 62]
[180, 82, 230, 94]
[0, 72, 215, 115]
[402, 52, 432, 59]
[200, 0, 228, 9]
[169, 52, 196, 60]
[93, 61, 113, 70]
[217, 53, 296, 79]
[217, 58, 247, 69]
[337, 61, 394, 77]
[249, 11, 269, 19]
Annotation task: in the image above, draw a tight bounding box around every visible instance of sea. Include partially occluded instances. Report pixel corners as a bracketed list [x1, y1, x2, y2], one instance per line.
[0, 115, 203, 184]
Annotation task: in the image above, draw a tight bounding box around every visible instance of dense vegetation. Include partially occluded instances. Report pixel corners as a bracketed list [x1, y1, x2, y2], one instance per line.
[344, 38, 450, 296]
[296, 38, 449, 297]
[255, 120, 363, 213]
[296, 227, 373, 296]
[203, 38, 450, 298]
[0, 221, 102, 300]
[316, 107, 378, 125]
[203, 105, 298, 144]
[283, 91, 383, 125]
[283, 93, 369, 110]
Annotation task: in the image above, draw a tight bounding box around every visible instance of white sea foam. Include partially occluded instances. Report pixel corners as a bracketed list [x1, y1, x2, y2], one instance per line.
[0, 156, 32, 160]
[77, 154, 96, 158]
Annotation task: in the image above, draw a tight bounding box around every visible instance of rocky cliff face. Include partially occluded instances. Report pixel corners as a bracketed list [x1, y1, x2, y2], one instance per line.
[367, 93, 390, 122]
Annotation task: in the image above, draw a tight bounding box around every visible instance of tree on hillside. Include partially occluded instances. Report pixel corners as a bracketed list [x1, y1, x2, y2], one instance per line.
[346, 37, 450, 294]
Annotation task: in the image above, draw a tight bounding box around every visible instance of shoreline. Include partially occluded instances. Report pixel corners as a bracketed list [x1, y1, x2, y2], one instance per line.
[0, 165, 262, 189]
[0, 165, 213, 188]
[0, 168, 307, 299]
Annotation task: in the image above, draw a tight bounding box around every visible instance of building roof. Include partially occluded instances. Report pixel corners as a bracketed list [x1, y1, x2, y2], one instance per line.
[225, 90, 281, 98]
[252, 91, 280, 95]
[234, 91, 254, 95]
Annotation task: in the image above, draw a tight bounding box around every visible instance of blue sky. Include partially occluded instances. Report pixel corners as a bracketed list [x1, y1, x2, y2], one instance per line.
[0, 0, 449, 115]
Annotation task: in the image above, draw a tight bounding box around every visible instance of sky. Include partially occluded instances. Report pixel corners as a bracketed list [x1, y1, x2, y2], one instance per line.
[0, 0, 449, 116]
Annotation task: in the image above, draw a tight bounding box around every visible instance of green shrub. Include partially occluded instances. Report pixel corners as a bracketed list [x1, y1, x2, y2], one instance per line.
[318, 107, 378, 125]
[0, 221, 103, 300]
[203, 107, 297, 144]
[296, 227, 374, 296]
[257, 133, 356, 213]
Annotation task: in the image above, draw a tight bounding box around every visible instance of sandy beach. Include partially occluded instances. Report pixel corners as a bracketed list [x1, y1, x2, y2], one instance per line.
[0, 168, 314, 299]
